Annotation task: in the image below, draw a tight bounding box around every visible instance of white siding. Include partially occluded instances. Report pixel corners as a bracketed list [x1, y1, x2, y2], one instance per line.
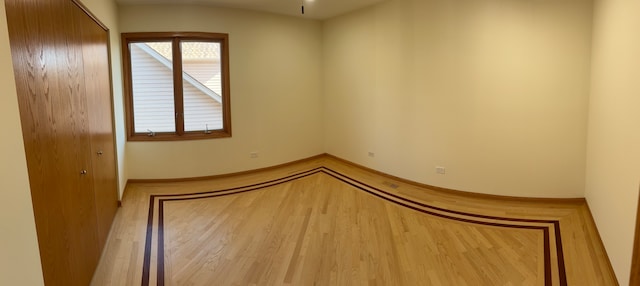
[183, 79, 223, 131]
[182, 60, 222, 96]
[131, 44, 175, 132]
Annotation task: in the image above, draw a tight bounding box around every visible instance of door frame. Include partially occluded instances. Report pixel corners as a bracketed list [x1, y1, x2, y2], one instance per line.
[630, 185, 640, 284]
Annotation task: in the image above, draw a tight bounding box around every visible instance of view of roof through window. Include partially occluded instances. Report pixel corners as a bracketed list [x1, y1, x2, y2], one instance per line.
[146, 42, 221, 60]
[130, 41, 224, 133]
[145, 42, 223, 96]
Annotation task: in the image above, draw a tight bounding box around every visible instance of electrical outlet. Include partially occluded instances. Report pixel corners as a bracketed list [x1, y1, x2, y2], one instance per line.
[250, 152, 259, 158]
[368, 152, 375, 157]
[435, 166, 446, 174]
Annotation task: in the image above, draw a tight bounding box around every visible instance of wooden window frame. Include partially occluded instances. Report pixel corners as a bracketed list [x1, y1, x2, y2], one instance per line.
[122, 32, 231, 141]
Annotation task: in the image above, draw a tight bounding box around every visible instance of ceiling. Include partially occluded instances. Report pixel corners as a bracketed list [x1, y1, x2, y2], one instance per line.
[116, 0, 387, 20]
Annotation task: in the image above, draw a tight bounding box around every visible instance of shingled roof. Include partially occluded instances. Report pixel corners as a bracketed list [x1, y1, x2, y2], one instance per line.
[145, 42, 220, 60]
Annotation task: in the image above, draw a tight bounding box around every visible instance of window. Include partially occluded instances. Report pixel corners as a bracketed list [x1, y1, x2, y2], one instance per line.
[122, 32, 231, 141]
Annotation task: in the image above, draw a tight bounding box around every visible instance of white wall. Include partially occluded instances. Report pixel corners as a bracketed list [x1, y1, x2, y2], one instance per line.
[585, 0, 640, 284]
[323, 0, 593, 198]
[0, 2, 45, 285]
[119, 5, 324, 179]
[3, 0, 636, 284]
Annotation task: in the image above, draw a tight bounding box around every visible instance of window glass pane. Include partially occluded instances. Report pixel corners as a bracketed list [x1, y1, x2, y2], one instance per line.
[130, 42, 176, 133]
[180, 41, 224, 132]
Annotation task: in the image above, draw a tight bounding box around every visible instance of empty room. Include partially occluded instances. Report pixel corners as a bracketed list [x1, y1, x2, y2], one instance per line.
[1, 0, 639, 285]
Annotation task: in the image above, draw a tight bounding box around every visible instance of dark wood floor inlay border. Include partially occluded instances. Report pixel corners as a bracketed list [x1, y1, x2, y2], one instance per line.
[141, 167, 567, 286]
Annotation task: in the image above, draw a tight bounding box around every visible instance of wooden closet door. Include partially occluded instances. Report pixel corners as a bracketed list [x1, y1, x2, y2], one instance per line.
[5, 0, 103, 285]
[75, 0, 119, 250]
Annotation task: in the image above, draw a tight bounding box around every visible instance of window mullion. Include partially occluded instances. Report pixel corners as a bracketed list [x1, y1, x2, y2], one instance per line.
[173, 38, 185, 135]
[122, 32, 231, 141]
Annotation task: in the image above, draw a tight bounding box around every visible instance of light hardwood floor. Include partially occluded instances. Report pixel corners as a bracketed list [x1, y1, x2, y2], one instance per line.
[91, 155, 618, 286]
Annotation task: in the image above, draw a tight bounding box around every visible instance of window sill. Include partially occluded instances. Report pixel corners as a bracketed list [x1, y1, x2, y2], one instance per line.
[127, 130, 231, 142]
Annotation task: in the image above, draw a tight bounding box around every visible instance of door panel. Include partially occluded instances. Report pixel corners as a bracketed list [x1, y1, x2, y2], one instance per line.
[4, 0, 73, 282]
[61, 1, 101, 283]
[75, 0, 119, 251]
[5, 0, 114, 285]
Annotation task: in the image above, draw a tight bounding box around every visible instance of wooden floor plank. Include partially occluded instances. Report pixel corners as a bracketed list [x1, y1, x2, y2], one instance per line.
[91, 155, 618, 285]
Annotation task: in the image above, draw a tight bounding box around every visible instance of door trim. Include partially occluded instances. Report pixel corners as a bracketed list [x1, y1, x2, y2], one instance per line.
[630, 185, 640, 284]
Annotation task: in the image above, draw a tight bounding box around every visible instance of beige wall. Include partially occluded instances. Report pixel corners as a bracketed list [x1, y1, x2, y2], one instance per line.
[2, 0, 637, 284]
[119, 5, 324, 179]
[585, 0, 640, 284]
[0, 2, 44, 285]
[323, 0, 593, 198]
